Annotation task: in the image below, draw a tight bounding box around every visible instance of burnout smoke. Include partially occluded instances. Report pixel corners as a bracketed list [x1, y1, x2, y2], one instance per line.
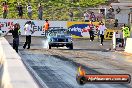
[42, 38, 49, 48]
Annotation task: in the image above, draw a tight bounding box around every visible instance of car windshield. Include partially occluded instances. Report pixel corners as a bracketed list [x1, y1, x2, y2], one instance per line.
[48, 28, 71, 36]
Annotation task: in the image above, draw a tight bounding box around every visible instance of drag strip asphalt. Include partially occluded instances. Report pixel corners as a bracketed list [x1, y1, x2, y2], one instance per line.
[19, 50, 131, 88]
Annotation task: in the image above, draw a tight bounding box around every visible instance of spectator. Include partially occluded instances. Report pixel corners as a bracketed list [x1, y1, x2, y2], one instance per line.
[90, 12, 96, 22]
[84, 11, 89, 22]
[98, 22, 107, 45]
[106, 11, 115, 19]
[114, 19, 118, 27]
[68, 10, 73, 21]
[97, 13, 103, 22]
[17, 3, 23, 19]
[108, 5, 114, 13]
[107, 5, 115, 19]
[116, 6, 121, 14]
[0, 23, 2, 36]
[2, 2, 8, 19]
[0, 29, 2, 36]
[0, 23, 2, 29]
[99, 7, 105, 15]
[43, 19, 50, 37]
[27, 4, 32, 19]
[38, 3, 43, 20]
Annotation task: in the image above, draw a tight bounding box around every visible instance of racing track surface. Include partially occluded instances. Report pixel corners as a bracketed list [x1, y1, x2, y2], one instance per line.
[5, 36, 132, 88]
[20, 49, 131, 88]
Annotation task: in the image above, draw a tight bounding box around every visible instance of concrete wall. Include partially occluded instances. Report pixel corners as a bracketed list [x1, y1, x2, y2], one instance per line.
[0, 37, 39, 88]
[125, 38, 132, 54]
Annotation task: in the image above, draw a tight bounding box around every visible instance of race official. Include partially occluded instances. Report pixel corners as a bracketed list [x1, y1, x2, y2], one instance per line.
[98, 22, 107, 45]
[23, 21, 33, 49]
[122, 24, 130, 47]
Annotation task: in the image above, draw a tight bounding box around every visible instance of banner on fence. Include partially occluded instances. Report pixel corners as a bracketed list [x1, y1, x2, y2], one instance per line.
[0, 19, 67, 36]
[67, 21, 99, 38]
[0, 19, 122, 39]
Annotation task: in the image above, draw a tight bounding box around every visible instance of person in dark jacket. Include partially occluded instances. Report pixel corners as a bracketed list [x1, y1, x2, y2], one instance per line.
[88, 21, 95, 41]
[4, 23, 20, 52]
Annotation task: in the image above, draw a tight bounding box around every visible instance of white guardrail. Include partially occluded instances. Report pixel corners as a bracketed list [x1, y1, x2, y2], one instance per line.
[0, 37, 39, 88]
[125, 38, 132, 54]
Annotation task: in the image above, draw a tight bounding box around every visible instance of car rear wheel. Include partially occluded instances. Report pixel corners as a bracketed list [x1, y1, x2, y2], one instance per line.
[49, 44, 51, 49]
[69, 44, 73, 50]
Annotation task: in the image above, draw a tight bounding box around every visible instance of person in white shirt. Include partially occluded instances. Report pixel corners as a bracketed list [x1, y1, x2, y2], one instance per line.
[27, 4, 32, 19]
[84, 11, 89, 22]
[98, 22, 107, 45]
[23, 21, 33, 49]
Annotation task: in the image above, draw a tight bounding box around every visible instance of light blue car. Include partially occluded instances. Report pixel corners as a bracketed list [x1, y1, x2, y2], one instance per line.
[47, 28, 73, 49]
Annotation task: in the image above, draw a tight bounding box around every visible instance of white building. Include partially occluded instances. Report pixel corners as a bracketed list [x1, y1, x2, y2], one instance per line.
[111, 0, 132, 25]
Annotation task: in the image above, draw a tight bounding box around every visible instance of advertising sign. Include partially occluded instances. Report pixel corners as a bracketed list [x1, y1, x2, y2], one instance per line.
[67, 21, 99, 38]
[0, 19, 67, 36]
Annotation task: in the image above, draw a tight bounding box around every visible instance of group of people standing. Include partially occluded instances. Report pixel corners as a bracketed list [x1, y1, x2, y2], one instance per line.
[3, 19, 49, 53]
[18, 2, 43, 20]
[69, 10, 103, 22]
[84, 11, 100, 22]
[88, 21, 131, 47]
[87, 21, 107, 46]
[2, 2, 43, 20]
